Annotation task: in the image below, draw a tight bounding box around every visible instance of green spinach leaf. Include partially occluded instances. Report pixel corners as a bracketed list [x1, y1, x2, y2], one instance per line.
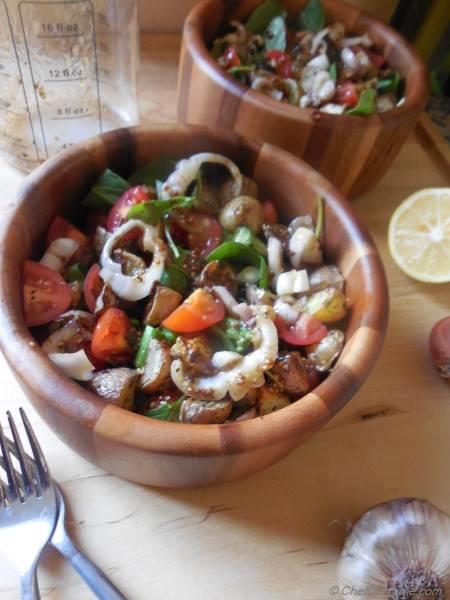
[128, 157, 176, 188]
[377, 72, 400, 95]
[127, 196, 196, 226]
[82, 169, 130, 208]
[346, 88, 376, 116]
[146, 396, 185, 422]
[294, 0, 325, 32]
[246, 0, 284, 34]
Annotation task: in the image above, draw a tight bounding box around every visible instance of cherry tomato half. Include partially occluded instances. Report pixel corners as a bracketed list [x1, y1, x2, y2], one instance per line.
[46, 216, 89, 249]
[23, 260, 72, 327]
[276, 313, 328, 346]
[266, 50, 293, 79]
[162, 289, 225, 333]
[174, 212, 222, 259]
[334, 82, 359, 108]
[83, 263, 102, 313]
[91, 308, 132, 364]
[106, 186, 149, 240]
[222, 46, 241, 69]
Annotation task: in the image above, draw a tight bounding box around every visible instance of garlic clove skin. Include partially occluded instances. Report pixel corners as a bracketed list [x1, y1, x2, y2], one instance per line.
[337, 498, 450, 599]
[429, 317, 450, 379]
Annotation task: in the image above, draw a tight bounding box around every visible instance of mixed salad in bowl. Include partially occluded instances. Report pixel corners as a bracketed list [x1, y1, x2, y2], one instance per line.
[211, 0, 404, 115]
[23, 153, 348, 424]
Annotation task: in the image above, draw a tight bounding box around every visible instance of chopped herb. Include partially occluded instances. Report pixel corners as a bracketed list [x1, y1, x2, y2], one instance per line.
[222, 318, 254, 353]
[294, 0, 325, 32]
[346, 88, 376, 116]
[246, 0, 285, 35]
[134, 325, 153, 368]
[210, 326, 236, 352]
[128, 157, 176, 188]
[315, 196, 324, 238]
[82, 169, 130, 208]
[146, 396, 185, 422]
[329, 62, 338, 82]
[264, 15, 287, 51]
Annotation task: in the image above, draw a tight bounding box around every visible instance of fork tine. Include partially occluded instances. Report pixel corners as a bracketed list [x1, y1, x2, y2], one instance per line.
[0, 421, 20, 501]
[0, 479, 6, 507]
[19, 408, 51, 490]
[7, 411, 34, 497]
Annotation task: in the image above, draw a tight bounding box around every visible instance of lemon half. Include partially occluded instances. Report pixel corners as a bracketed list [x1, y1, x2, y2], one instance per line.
[388, 188, 450, 283]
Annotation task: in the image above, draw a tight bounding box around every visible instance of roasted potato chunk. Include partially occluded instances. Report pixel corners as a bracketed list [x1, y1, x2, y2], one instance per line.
[305, 288, 347, 323]
[271, 352, 311, 396]
[170, 335, 214, 377]
[145, 286, 183, 326]
[180, 398, 232, 424]
[140, 339, 172, 394]
[257, 385, 291, 416]
[88, 368, 139, 410]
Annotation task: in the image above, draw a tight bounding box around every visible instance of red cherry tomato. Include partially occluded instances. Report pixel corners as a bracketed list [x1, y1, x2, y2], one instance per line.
[175, 212, 222, 258]
[46, 216, 89, 248]
[83, 264, 102, 313]
[83, 342, 108, 371]
[162, 289, 225, 333]
[262, 201, 279, 225]
[266, 50, 293, 79]
[276, 313, 328, 346]
[106, 186, 149, 240]
[366, 50, 386, 69]
[91, 308, 133, 364]
[335, 82, 359, 108]
[222, 45, 241, 69]
[23, 260, 72, 327]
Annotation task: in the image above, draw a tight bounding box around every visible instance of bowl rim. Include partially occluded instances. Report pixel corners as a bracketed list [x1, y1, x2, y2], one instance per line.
[182, 0, 429, 126]
[0, 124, 389, 457]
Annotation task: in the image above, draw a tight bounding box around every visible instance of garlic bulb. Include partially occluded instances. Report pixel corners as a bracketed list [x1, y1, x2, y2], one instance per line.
[337, 498, 450, 599]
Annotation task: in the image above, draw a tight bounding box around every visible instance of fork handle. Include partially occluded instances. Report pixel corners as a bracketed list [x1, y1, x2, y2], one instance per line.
[53, 537, 126, 600]
[21, 569, 40, 600]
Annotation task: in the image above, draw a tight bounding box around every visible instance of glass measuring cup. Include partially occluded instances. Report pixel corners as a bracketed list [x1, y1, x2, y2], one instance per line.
[0, 0, 139, 171]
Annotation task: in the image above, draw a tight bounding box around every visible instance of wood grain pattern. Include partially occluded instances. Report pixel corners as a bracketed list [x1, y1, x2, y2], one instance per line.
[0, 125, 387, 488]
[0, 34, 448, 600]
[177, 0, 429, 199]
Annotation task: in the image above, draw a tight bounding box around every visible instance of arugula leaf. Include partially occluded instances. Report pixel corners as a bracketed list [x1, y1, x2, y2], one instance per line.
[329, 62, 338, 83]
[160, 264, 190, 295]
[377, 72, 400, 95]
[264, 15, 287, 51]
[246, 0, 284, 34]
[128, 157, 176, 188]
[146, 396, 185, 422]
[294, 0, 325, 32]
[82, 169, 130, 208]
[127, 196, 196, 226]
[346, 88, 376, 116]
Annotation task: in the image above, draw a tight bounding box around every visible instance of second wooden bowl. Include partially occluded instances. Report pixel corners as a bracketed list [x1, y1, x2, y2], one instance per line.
[177, 0, 428, 199]
[0, 125, 388, 488]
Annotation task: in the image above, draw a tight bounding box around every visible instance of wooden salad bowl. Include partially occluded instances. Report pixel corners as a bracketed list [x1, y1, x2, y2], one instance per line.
[177, 0, 429, 199]
[0, 125, 388, 488]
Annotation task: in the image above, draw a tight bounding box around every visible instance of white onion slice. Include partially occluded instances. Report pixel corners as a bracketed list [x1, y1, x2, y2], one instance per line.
[48, 349, 95, 381]
[276, 270, 310, 295]
[40, 238, 79, 272]
[267, 237, 284, 279]
[100, 220, 167, 302]
[161, 153, 242, 200]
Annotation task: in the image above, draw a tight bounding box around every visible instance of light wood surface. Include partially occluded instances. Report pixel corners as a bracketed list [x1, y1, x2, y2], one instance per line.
[0, 34, 449, 600]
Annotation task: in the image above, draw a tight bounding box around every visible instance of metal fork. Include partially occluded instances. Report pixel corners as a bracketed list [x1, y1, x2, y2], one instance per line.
[0, 409, 57, 600]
